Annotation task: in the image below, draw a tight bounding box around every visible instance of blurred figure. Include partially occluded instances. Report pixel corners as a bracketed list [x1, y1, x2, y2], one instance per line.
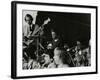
[27, 52, 40, 69]
[74, 41, 91, 67]
[42, 50, 56, 68]
[54, 47, 71, 68]
[51, 29, 62, 49]
[74, 41, 82, 66]
[82, 40, 91, 66]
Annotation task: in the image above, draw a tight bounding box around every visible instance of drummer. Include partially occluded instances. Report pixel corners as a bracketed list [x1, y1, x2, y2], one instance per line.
[47, 29, 63, 50]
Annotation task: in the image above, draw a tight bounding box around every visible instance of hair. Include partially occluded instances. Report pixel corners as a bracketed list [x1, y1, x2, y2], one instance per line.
[51, 29, 57, 35]
[44, 50, 54, 59]
[51, 29, 55, 33]
[55, 47, 71, 65]
[25, 14, 33, 21]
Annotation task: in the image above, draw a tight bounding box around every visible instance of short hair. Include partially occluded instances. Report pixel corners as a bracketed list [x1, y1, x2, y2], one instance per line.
[25, 14, 33, 21]
[55, 47, 71, 65]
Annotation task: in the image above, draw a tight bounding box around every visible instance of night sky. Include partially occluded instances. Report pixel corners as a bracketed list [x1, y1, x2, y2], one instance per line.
[36, 11, 91, 47]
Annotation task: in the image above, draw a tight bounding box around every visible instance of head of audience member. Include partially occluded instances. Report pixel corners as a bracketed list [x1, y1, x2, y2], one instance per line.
[42, 50, 53, 65]
[54, 47, 71, 67]
[25, 14, 33, 25]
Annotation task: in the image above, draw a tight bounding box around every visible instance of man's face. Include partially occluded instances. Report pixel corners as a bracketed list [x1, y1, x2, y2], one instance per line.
[25, 17, 32, 25]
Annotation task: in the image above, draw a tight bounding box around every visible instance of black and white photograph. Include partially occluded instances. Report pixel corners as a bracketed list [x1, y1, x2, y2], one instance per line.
[22, 10, 91, 69]
[11, 1, 97, 79]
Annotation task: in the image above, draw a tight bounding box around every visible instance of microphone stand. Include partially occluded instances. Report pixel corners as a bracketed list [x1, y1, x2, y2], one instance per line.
[36, 25, 44, 60]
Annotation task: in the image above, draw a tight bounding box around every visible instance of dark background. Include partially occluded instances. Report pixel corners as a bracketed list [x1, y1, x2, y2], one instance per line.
[36, 11, 91, 47]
